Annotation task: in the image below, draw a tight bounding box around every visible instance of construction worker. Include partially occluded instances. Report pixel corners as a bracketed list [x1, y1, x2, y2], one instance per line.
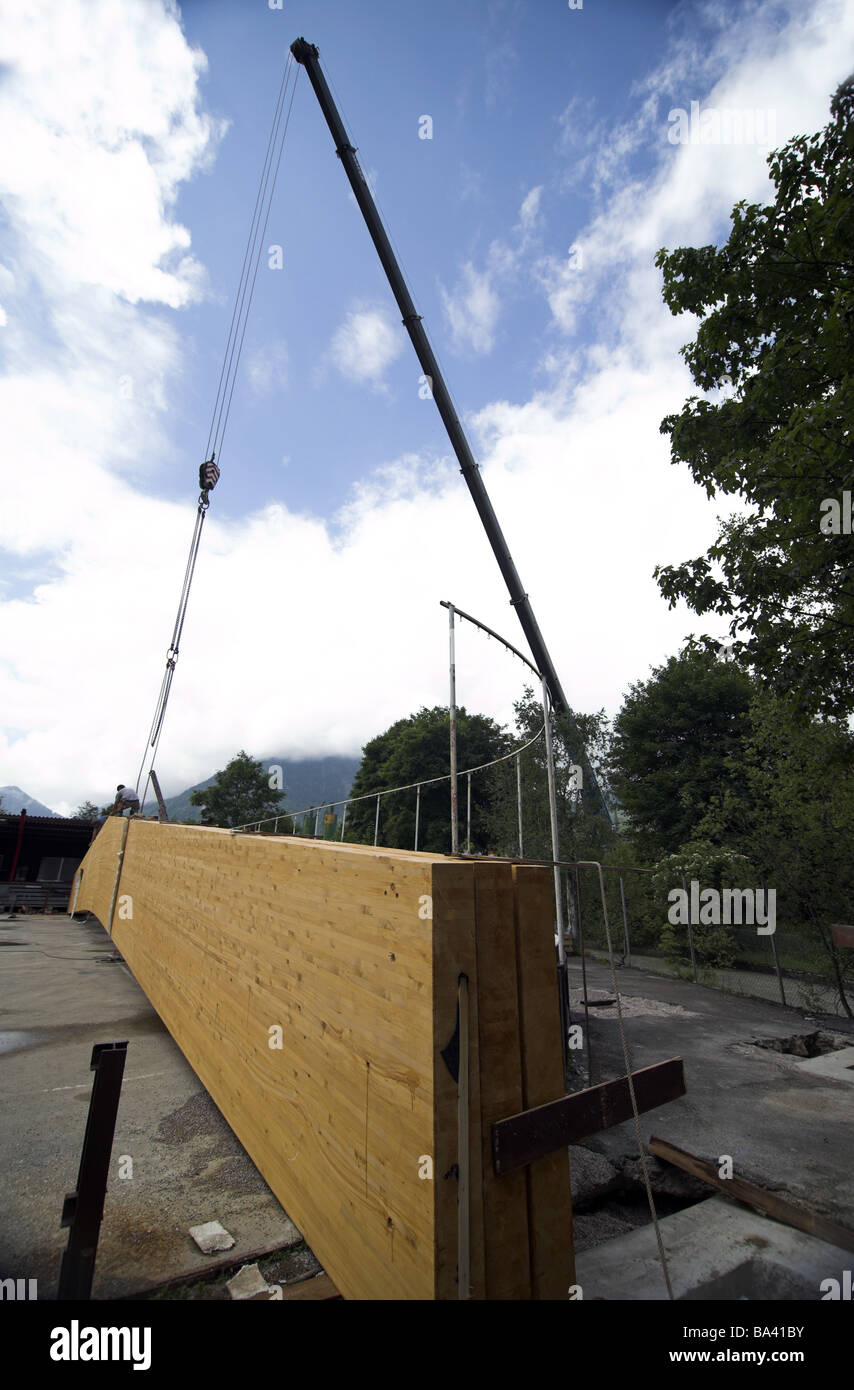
[111, 784, 140, 817]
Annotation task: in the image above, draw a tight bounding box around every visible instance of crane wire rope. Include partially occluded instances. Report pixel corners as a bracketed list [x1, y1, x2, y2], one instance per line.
[135, 55, 300, 808]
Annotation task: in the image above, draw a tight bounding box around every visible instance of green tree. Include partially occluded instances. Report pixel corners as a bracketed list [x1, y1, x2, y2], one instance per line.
[654, 78, 854, 719]
[73, 801, 99, 820]
[487, 686, 615, 861]
[607, 649, 753, 860]
[652, 840, 754, 972]
[692, 692, 854, 1014]
[345, 706, 512, 853]
[190, 750, 286, 830]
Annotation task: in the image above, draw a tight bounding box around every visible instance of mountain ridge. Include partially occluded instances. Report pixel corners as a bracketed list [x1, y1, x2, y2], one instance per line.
[148, 754, 362, 824]
[0, 785, 60, 817]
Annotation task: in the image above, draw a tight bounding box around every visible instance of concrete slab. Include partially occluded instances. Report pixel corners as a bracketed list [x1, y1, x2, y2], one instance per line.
[0, 913, 305, 1298]
[794, 1045, 854, 1084]
[575, 1194, 851, 1300]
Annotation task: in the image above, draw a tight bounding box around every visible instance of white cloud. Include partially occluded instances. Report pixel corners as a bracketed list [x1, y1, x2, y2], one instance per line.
[518, 185, 543, 232]
[327, 307, 402, 389]
[0, 0, 224, 307]
[440, 261, 502, 356]
[245, 340, 289, 398]
[439, 188, 544, 356]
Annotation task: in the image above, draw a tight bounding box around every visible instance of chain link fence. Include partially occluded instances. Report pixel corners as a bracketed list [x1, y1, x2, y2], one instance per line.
[568, 863, 854, 1020]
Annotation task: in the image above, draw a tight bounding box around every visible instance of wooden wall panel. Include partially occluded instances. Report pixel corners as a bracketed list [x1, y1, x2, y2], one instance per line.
[69, 821, 573, 1300]
[512, 866, 575, 1297]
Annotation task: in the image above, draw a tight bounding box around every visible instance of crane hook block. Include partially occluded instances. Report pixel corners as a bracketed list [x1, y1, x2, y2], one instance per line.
[199, 459, 220, 493]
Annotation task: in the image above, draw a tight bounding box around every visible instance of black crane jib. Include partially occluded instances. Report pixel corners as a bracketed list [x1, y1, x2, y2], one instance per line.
[291, 37, 571, 719]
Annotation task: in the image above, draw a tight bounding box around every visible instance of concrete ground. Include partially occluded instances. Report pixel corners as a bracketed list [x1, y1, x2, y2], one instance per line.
[0, 911, 306, 1299]
[567, 957, 854, 1297]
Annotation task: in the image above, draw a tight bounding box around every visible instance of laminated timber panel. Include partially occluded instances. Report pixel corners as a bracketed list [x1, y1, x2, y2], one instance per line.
[69, 822, 573, 1300]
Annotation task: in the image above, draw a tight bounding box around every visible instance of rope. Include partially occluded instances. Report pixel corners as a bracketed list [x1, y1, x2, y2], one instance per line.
[135, 57, 300, 807]
[575, 860, 675, 1301]
[206, 57, 299, 464]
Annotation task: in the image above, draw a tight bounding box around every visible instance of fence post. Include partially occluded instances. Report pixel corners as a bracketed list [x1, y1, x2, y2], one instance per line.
[681, 874, 698, 982]
[565, 868, 576, 948]
[619, 874, 631, 968]
[541, 678, 566, 963]
[516, 751, 523, 858]
[340, 803, 347, 841]
[414, 784, 421, 851]
[374, 794, 381, 847]
[466, 772, 472, 854]
[762, 875, 786, 1006]
[575, 866, 593, 1087]
[448, 604, 459, 854]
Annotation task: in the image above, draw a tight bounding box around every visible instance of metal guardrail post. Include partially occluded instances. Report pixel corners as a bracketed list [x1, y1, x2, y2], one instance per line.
[681, 875, 698, 982]
[768, 928, 787, 1006]
[619, 874, 631, 968]
[516, 751, 523, 858]
[466, 772, 472, 854]
[448, 603, 459, 855]
[58, 1041, 128, 1300]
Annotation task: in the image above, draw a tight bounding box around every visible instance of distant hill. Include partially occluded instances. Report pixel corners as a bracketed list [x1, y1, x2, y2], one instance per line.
[149, 754, 362, 825]
[0, 785, 59, 817]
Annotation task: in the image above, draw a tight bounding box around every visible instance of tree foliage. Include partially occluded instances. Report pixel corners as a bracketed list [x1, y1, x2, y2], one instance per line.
[654, 77, 854, 718]
[345, 706, 512, 853]
[487, 687, 614, 861]
[607, 649, 754, 859]
[190, 750, 285, 830]
[692, 691, 854, 1013]
[73, 801, 99, 820]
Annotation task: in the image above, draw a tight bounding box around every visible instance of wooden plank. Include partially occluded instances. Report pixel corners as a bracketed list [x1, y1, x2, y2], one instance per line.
[831, 923, 854, 950]
[431, 861, 484, 1301]
[511, 865, 575, 1297]
[493, 1059, 686, 1175]
[472, 863, 530, 1299]
[649, 1136, 854, 1254]
[276, 1273, 341, 1301]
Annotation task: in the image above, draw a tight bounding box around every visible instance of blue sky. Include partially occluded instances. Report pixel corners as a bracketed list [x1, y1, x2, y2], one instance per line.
[1, 0, 851, 812]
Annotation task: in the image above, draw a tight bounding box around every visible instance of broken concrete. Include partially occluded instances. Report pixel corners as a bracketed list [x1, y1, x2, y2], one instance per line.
[189, 1221, 235, 1255]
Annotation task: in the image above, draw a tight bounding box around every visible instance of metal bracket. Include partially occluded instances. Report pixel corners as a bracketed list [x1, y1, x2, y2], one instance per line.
[57, 1040, 129, 1299]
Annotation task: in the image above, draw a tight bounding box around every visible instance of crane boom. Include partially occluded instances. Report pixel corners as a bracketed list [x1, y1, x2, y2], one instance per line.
[291, 37, 571, 717]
